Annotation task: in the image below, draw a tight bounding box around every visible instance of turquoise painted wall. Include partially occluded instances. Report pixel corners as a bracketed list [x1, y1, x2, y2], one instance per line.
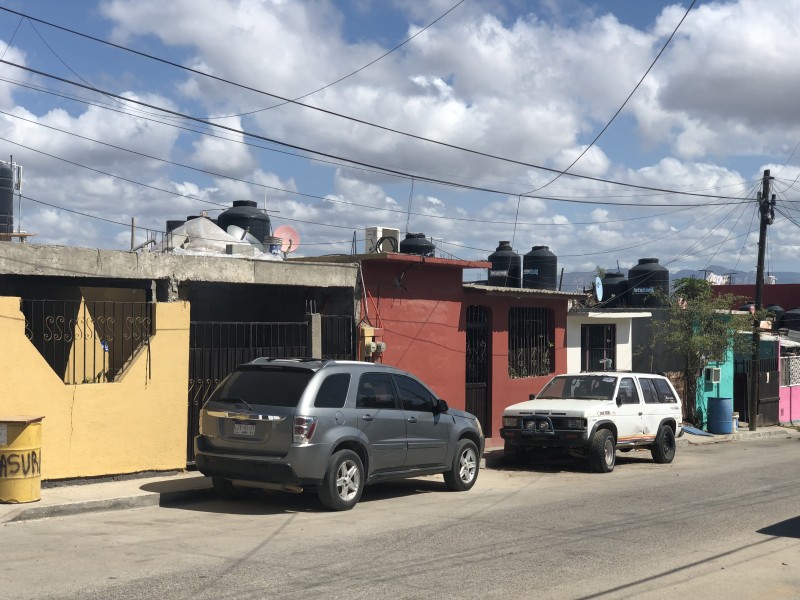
[696, 345, 734, 431]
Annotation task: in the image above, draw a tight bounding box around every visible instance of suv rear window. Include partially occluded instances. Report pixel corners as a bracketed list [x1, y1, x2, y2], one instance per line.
[314, 373, 351, 408]
[209, 368, 313, 408]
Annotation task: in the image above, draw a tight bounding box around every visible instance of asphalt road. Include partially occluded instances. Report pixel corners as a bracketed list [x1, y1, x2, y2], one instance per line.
[3, 437, 799, 600]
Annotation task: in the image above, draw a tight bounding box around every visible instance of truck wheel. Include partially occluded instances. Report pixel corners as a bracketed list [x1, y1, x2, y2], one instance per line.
[444, 439, 479, 491]
[317, 449, 364, 511]
[589, 429, 616, 473]
[651, 425, 676, 464]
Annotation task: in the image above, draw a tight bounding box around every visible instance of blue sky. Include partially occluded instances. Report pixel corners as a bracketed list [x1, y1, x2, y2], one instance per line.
[1, 0, 799, 281]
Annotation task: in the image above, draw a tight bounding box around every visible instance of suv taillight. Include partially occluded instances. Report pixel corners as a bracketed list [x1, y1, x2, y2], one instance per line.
[293, 416, 318, 444]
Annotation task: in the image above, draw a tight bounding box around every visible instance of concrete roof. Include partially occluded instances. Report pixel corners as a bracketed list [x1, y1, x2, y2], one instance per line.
[0, 243, 358, 288]
[463, 283, 588, 299]
[568, 310, 652, 319]
[288, 252, 490, 269]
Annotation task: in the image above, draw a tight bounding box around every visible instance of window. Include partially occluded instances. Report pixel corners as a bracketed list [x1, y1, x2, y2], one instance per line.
[508, 307, 554, 379]
[652, 378, 678, 404]
[210, 368, 313, 408]
[618, 377, 641, 405]
[395, 375, 434, 412]
[356, 373, 398, 410]
[639, 378, 660, 404]
[314, 374, 351, 408]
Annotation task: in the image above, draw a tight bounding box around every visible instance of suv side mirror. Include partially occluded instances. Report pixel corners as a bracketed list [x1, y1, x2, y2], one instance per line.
[615, 395, 622, 407]
[434, 399, 449, 414]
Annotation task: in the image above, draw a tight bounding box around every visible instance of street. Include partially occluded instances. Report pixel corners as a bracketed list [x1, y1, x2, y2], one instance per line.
[3, 437, 799, 600]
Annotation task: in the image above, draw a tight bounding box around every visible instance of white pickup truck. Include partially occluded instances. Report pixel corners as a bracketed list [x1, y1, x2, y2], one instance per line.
[500, 372, 683, 472]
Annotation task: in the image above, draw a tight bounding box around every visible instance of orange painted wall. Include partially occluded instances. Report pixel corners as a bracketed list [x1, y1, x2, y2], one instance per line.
[360, 261, 570, 441]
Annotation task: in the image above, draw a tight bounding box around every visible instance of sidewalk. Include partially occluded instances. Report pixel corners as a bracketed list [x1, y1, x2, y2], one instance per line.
[2, 425, 797, 524]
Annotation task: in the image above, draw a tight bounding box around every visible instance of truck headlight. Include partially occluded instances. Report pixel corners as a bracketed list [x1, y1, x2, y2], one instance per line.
[503, 416, 519, 428]
[565, 418, 585, 429]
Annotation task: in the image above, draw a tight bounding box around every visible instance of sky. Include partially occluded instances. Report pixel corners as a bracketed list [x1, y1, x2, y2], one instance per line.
[1, 0, 799, 281]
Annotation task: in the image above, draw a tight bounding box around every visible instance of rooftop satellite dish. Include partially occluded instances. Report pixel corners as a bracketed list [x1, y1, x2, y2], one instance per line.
[226, 225, 260, 245]
[273, 225, 300, 253]
[595, 276, 604, 302]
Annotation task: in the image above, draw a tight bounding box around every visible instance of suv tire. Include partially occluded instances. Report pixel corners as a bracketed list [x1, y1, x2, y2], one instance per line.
[444, 439, 479, 491]
[651, 424, 676, 464]
[317, 449, 364, 511]
[589, 429, 616, 473]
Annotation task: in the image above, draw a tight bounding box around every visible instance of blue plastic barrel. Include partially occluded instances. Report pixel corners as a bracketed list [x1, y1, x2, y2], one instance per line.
[707, 397, 733, 434]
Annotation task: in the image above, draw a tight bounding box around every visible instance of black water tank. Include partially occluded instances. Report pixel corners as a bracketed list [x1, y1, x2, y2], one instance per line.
[0, 162, 13, 236]
[765, 304, 786, 329]
[523, 245, 557, 290]
[399, 232, 435, 257]
[784, 308, 800, 331]
[627, 258, 669, 308]
[600, 272, 627, 307]
[166, 219, 185, 233]
[488, 241, 520, 287]
[217, 201, 271, 243]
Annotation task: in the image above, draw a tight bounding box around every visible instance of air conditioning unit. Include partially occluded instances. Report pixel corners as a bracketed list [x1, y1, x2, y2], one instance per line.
[704, 367, 721, 383]
[365, 226, 400, 254]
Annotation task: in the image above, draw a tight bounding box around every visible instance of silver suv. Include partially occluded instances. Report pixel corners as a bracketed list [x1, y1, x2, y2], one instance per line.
[195, 358, 484, 510]
[500, 371, 683, 472]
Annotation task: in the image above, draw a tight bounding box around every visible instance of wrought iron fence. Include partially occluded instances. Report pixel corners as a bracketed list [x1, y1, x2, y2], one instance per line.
[582, 348, 616, 372]
[781, 355, 800, 387]
[21, 300, 154, 384]
[508, 307, 554, 379]
[321, 315, 355, 359]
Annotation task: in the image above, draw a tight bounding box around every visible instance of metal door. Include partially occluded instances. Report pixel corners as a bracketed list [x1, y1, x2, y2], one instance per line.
[465, 305, 491, 434]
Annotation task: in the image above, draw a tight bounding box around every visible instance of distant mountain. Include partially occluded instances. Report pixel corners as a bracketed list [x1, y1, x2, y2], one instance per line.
[557, 265, 800, 292]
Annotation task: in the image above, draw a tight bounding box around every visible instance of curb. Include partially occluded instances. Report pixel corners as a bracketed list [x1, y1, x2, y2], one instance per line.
[3, 482, 212, 524]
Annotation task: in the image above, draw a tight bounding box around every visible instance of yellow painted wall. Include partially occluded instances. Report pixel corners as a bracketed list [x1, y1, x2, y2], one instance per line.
[0, 297, 190, 480]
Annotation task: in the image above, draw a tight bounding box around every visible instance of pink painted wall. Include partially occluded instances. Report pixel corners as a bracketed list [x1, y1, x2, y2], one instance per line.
[779, 386, 800, 424]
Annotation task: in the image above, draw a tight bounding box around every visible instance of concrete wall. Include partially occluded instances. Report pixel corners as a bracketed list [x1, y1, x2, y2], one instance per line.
[0, 243, 358, 291]
[695, 348, 734, 431]
[779, 386, 800, 424]
[566, 314, 636, 372]
[359, 260, 570, 440]
[0, 296, 189, 480]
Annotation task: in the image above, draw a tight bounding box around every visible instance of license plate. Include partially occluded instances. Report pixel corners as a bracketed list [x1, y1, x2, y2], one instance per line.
[233, 422, 256, 436]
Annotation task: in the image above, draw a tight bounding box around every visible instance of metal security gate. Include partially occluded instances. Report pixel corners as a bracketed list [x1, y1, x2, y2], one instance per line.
[734, 358, 780, 426]
[465, 305, 491, 435]
[581, 324, 616, 371]
[186, 316, 354, 462]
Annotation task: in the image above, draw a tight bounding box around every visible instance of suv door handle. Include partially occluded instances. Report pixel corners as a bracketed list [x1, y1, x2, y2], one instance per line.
[407, 417, 417, 423]
[361, 414, 374, 421]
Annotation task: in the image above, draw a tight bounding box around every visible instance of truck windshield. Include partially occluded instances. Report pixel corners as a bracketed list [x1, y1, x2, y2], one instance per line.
[537, 375, 617, 401]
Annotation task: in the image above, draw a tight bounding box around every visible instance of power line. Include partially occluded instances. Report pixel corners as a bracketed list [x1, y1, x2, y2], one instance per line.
[206, 0, 467, 119]
[0, 7, 767, 202]
[0, 59, 762, 207]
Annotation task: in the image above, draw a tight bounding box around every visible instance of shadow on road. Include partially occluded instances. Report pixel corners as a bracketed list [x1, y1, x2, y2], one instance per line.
[758, 515, 800, 539]
[486, 448, 657, 473]
[150, 476, 447, 516]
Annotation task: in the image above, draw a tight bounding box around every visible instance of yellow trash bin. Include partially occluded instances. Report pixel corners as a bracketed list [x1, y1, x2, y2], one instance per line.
[0, 416, 44, 503]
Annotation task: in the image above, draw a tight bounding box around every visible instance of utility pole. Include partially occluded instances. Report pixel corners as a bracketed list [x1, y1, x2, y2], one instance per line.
[748, 169, 775, 431]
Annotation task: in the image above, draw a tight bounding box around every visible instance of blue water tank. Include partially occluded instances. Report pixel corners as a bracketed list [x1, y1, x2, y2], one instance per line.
[707, 397, 733, 434]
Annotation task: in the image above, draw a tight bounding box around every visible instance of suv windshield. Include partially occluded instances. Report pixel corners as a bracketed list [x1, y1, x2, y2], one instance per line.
[208, 367, 314, 408]
[537, 375, 617, 401]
